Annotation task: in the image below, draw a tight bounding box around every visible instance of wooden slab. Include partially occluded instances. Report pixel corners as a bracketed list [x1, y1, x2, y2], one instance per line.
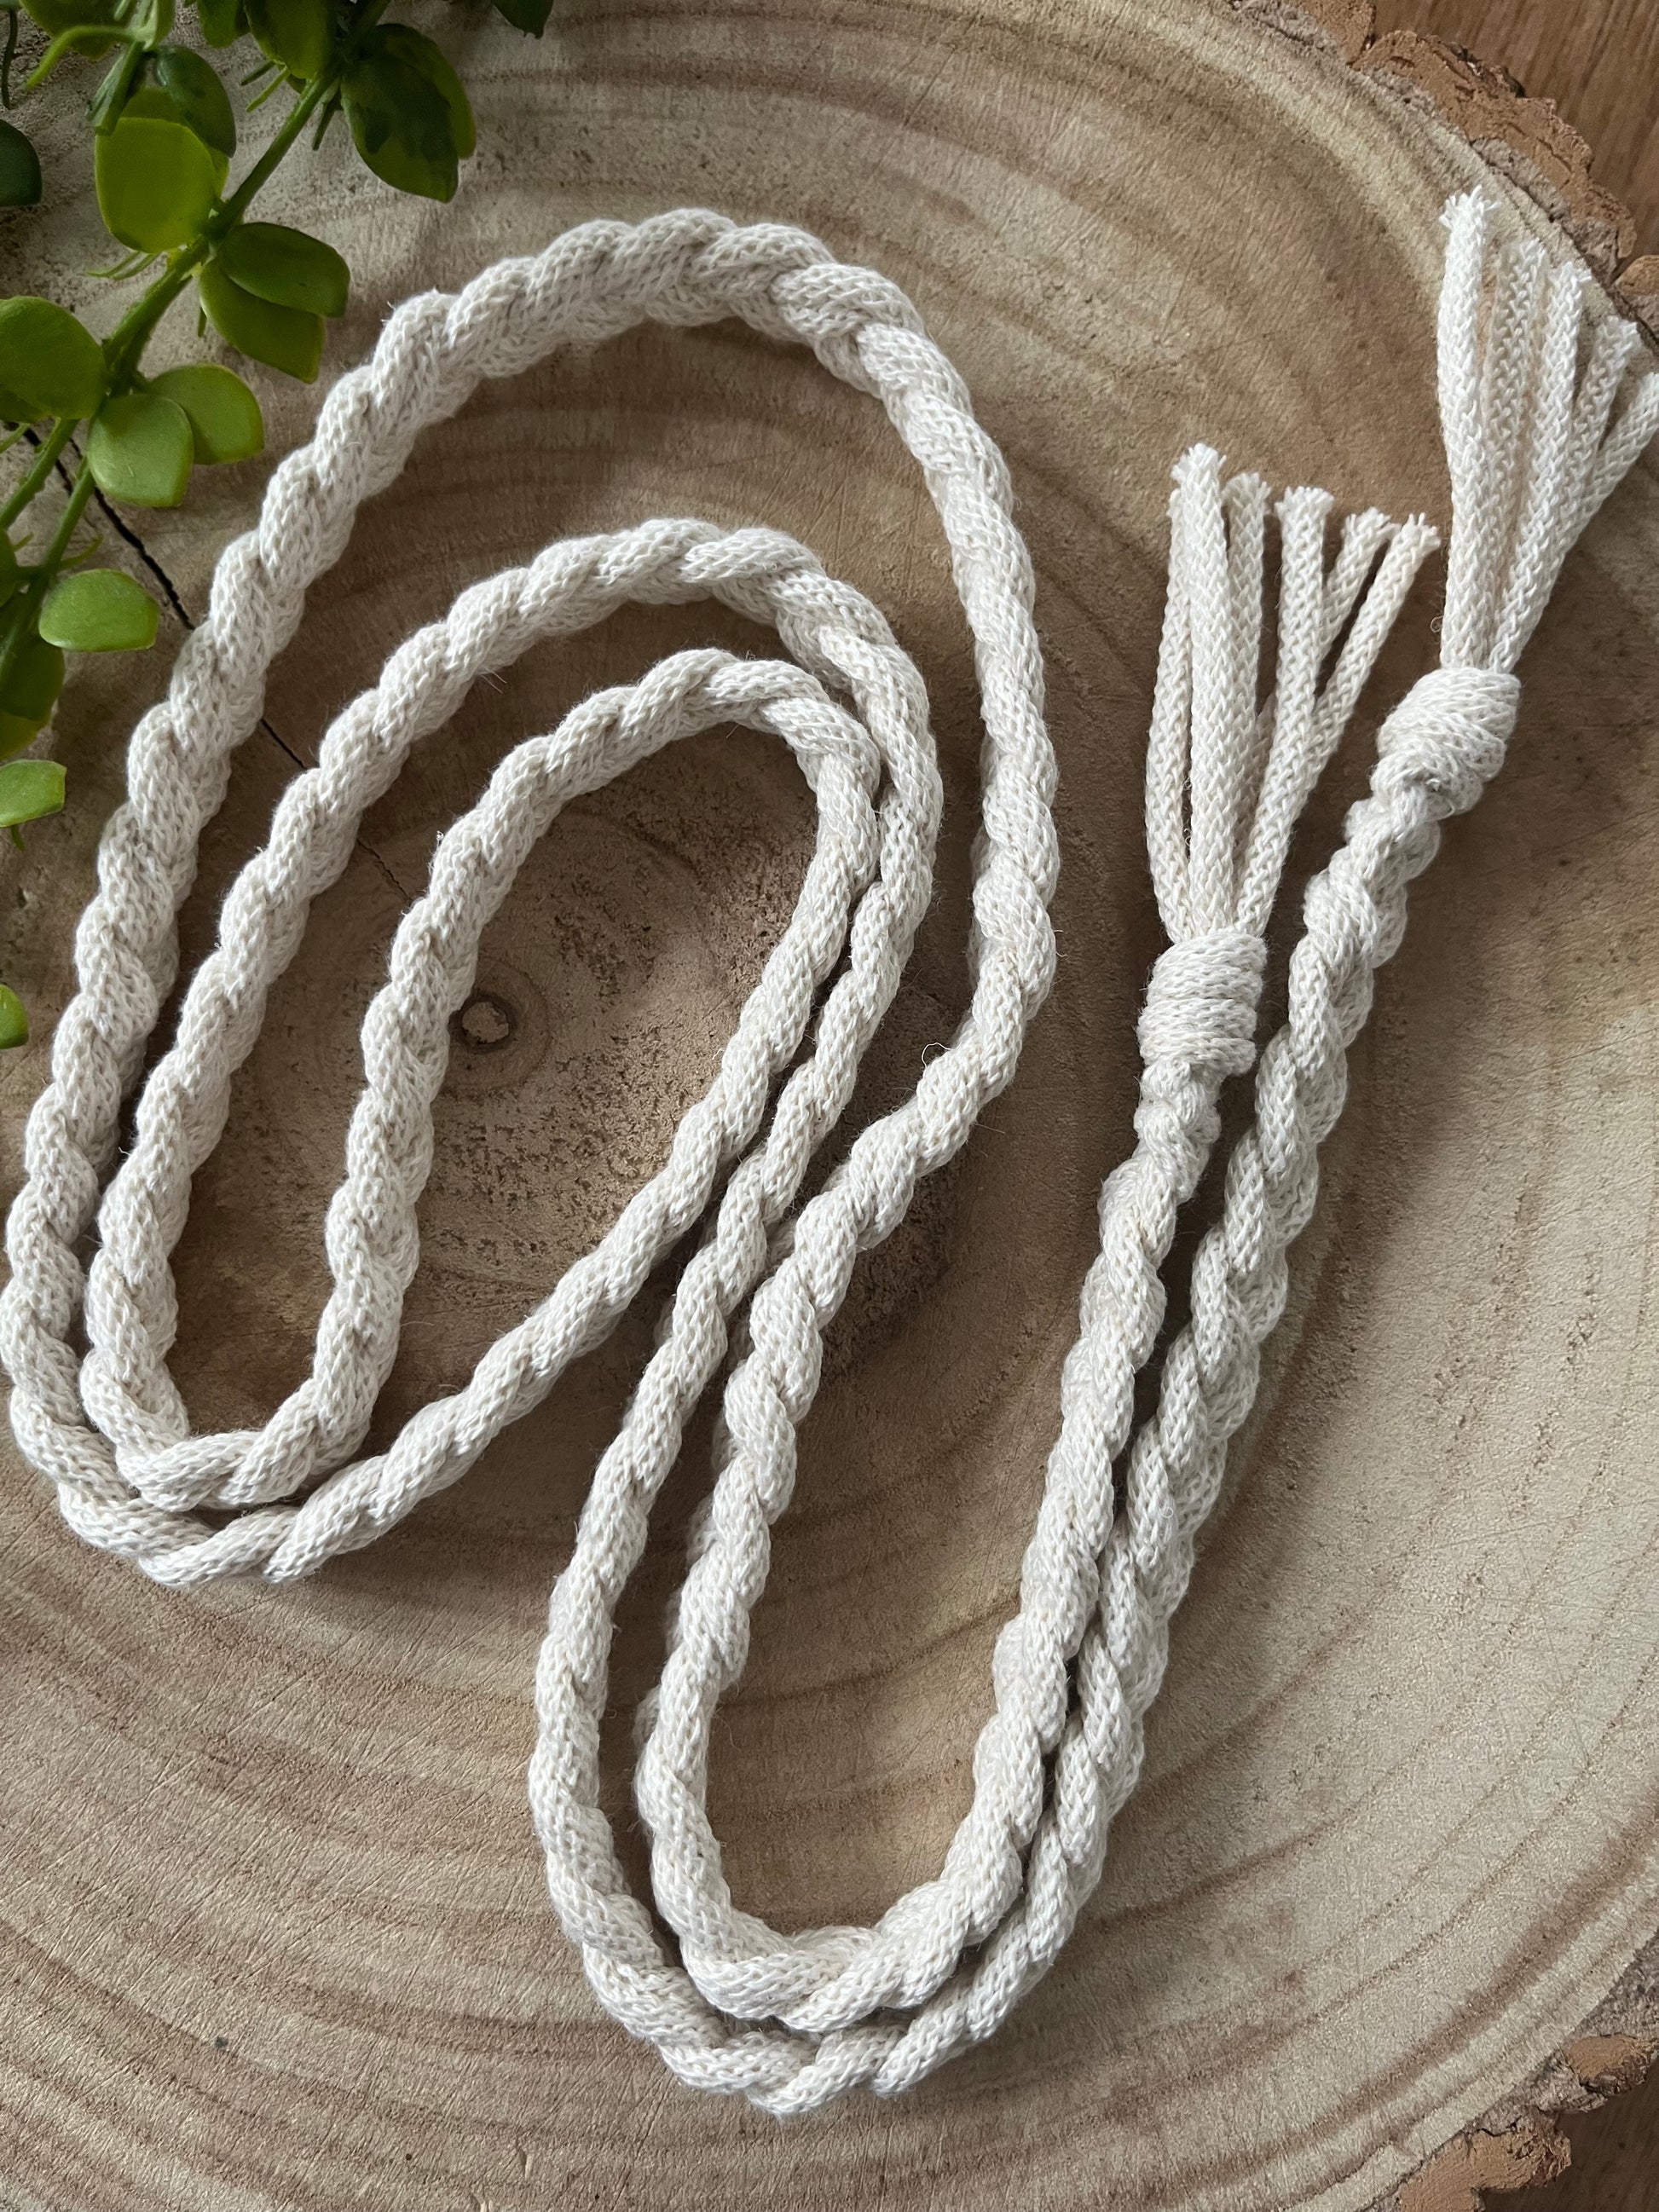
[2, 3, 1656, 2207]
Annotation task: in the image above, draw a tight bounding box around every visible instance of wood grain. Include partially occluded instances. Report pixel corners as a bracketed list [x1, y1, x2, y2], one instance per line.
[1373, 0, 1659, 250]
[2, 3, 1657, 2209]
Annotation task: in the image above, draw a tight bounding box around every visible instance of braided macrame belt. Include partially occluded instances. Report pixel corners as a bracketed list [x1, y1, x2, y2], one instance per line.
[4, 198, 1656, 2114]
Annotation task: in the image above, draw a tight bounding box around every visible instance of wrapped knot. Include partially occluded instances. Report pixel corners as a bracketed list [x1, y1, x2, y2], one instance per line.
[1373, 665, 1520, 816]
[1137, 926, 1266, 1079]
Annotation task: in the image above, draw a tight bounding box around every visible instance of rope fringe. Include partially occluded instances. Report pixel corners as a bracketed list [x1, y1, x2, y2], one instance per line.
[3, 194, 1654, 2111]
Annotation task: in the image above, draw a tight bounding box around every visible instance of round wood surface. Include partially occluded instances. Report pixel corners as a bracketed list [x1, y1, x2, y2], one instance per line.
[3, 3, 1657, 2207]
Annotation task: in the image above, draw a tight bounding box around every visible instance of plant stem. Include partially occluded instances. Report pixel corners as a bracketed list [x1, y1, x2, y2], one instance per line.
[0, 419, 77, 536]
[0, 451, 99, 691]
[38, 449, 98, 579]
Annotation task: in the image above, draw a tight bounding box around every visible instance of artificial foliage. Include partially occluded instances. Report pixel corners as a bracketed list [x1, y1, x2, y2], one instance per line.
[0, 0, 549, 1042]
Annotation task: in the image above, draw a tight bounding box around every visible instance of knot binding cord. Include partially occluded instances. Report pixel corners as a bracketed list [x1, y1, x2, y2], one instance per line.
[3, 195, 1656, 2111]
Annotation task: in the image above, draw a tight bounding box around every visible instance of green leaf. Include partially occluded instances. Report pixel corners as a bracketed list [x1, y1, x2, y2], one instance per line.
[95, 115, 222, 253]
[243, 0, 331, 79]
[0, 711, 40, 761]
[372, 26, 474, 159]
[0, 723, 37, 777]
[0, 986, 29, 1049]
[88, 391, 194, 507]
[127, 47, 237, 159]
[343, 53, 458, 202]
[0, 630, 65, 723]
[0, 757, 66, 829]
[0, 121, 43, 210]
[0, 386, 40, 425]
[147, 362, 263, 463]
[38, 569, 158, 652]
[218, 221, 348, 318]
[22, 0, 118, 41]
[199, 259, 323, 382]
[0, 538, 18, 608]
[22, 0, 114, 30]
[193, 0, 245, 46]
[0, 297, 105, 420]
[488, 0, 552, 34]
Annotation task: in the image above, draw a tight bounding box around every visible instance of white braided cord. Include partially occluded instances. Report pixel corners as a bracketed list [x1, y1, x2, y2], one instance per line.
[3, 195, 1654, 2112]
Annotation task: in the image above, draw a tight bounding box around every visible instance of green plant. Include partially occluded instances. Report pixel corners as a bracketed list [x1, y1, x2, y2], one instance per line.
[0, 0, 552, 1044]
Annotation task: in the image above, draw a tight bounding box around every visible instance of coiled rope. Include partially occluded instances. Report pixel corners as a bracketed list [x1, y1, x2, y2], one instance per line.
[3, 195, 1655, 2111]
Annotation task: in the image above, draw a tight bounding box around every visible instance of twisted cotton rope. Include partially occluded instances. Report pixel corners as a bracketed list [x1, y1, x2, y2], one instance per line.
[616, 465, 1436, 2042]
[4, 195, 1655, 2113]
[0, 211, 1000, 1580]
[77, 529, 945, 1578]
[545, 196, 1656, 2108]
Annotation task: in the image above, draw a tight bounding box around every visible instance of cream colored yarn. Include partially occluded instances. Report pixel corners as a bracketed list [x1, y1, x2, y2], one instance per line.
[3, 193, 1655, 2111]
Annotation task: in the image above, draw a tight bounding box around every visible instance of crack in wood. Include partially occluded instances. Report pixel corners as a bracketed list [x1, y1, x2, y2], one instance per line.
[85, 485, 194, 634]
